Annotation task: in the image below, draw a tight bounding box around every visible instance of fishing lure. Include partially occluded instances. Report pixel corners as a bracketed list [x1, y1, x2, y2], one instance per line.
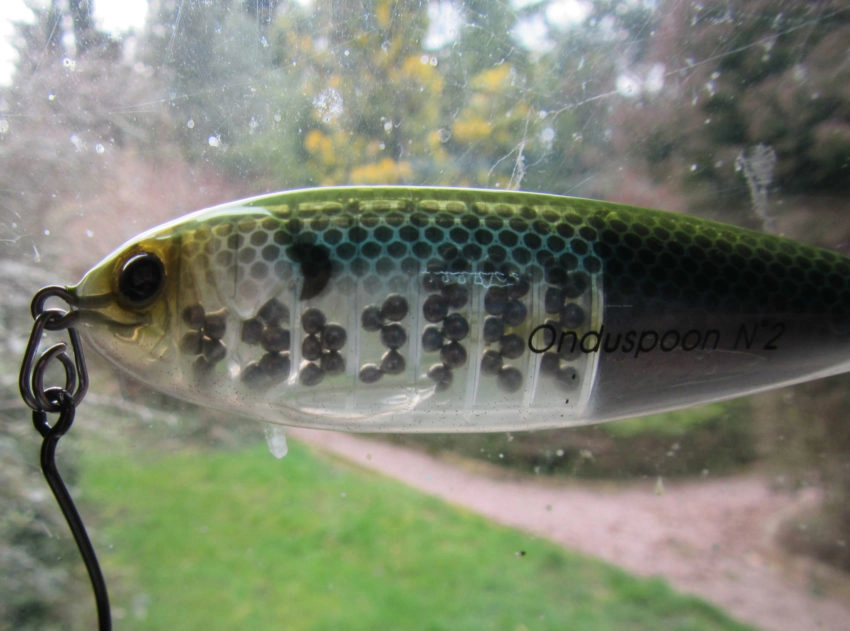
[68, 186, 850, 432]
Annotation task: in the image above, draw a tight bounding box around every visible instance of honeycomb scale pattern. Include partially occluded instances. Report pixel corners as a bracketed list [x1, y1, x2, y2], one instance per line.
[174, 188, 850, 319]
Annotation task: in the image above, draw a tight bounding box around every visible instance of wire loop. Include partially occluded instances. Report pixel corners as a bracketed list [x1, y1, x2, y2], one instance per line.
[20, 286, 87, 412]
[30, 285, 79, 328]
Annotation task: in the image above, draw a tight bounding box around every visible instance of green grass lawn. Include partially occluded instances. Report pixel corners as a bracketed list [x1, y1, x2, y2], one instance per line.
[80, 440, 753, 631]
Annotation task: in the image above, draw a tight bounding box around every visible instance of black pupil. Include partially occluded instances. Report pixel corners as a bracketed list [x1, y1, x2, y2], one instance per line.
[118, 253, 164, 306]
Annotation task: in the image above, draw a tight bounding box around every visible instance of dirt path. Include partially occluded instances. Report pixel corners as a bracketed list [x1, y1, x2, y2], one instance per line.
[290, 429, 850, 631]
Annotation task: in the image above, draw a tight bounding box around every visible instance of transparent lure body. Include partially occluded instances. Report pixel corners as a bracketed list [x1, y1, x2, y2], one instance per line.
[71, 187, 850, 432]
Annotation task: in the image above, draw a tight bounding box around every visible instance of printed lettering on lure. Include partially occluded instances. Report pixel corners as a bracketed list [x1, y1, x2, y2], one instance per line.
[528, 319, 786, 358]
[422, 270, 521, 289]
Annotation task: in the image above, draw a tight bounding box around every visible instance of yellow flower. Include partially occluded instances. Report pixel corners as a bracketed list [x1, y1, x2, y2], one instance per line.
[452, 118, 493, 143]
[304, 129, 335, 166]
[350, 157, 412, 183]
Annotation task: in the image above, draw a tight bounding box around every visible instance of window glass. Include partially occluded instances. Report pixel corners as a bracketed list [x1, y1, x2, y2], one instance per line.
[2, 1, 849, 629]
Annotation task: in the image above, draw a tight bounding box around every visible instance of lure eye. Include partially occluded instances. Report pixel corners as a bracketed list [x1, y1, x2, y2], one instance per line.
[117, 252, 165, 308]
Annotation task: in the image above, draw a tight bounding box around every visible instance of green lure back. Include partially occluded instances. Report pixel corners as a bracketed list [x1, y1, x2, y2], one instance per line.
[70, 187, 850, 431]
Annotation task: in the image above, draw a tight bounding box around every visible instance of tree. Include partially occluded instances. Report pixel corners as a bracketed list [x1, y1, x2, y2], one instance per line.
[142, 0, 276, 164]
[608, 0, 850, 219]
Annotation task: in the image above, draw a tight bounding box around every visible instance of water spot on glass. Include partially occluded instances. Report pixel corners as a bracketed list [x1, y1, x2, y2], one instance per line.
[616, 74, 639, 97]
[540, 127, 555, 150]
[95, 143, 105, 154]
[273, 112, 281, 122]
[62, 57, 76, 71]
[69, 134, 84, 151]
[85, 229, 94, 238]
[187, 118, 195, 129]
[313, 88, 343, 123]
[690, 163, 698, 172]
[208, 135, 221, 148]
[383, 119, 393, 133]
[43, 228, 50, 236]
[437, 128, 451, 143]
[47, 93, 55, 101]
[645, 63, 665, 93]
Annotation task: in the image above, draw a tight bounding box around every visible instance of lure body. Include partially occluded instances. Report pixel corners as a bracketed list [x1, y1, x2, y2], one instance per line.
[72, 187, 850, 431]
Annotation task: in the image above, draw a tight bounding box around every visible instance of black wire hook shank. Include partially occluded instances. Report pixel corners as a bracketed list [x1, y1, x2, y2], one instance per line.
[33, 391, 111, 631]
[19, 285, 110, 631]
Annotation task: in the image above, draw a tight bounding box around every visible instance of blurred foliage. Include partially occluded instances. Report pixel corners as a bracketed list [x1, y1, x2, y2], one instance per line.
[601, 403, 730, 439]
[141, 0, 850, 221]
[750, 376, 850, 571]
[143, 0, 600, 191]
[0, 2, 176, 265]
[387, 401, 756, 479]
[608, 0, 850, 222]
